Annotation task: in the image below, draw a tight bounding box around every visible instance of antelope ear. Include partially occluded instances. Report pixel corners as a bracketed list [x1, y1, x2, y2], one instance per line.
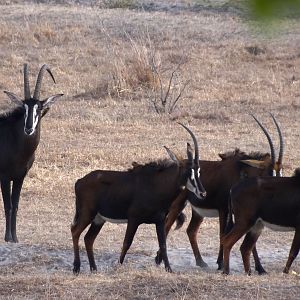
[164, 146, 180, 164]
[41, 107, 50, 118]
[240, 159, 266, 169]
[4, 91, 23, 106]
[41, 93, 63, 109]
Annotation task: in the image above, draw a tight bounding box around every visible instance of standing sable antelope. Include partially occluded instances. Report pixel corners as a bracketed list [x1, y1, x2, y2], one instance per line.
[71, 124, 206, 274]
[0, 64, 63, 242]
[155, 114, 284, 274]
[222, 168, 300, 275]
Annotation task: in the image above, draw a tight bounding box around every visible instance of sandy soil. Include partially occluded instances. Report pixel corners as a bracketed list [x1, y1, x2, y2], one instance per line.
[0, 1, 300, 299]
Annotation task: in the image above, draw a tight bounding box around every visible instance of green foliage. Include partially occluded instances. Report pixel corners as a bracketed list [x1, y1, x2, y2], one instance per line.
[192, 0, 300, 19]
[250, 0, 300, 19]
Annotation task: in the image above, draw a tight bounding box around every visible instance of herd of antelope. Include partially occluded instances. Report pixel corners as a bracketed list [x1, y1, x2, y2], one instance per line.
[0, 64, 300, 276]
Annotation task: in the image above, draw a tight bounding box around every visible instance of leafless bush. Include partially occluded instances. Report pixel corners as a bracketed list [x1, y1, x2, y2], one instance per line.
[148, 57, 190, 114]
[102, 27, 189, 113]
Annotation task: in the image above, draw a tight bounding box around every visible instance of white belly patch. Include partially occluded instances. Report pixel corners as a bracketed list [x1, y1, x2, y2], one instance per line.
[93, 213, 128, 225]
[258, 218, 294, 232]
[191, 206, 219, 218]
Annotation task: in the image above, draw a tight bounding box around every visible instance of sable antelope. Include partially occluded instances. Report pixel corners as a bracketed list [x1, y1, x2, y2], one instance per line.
[155, 114, 284, 273]
[0, 64, 63, 242]
[71, 124, 206, 274]
[222, 169, 300, 275]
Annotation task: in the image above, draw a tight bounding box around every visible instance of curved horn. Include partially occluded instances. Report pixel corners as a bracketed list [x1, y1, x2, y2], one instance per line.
[33, 64, 56, 100]
[24, 64, 31, 100]
[178, 123, 199, 164]
[270, 113, 284, 165]
[251, 114, 275, 167]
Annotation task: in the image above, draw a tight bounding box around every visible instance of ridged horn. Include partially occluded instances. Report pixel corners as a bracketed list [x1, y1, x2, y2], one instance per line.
[33, 64, 56, 100]
[270, 113, 284, 165]
[178, 123, 199, 164]
[24, 64, 31, 100]
[251, 114, 276, 167]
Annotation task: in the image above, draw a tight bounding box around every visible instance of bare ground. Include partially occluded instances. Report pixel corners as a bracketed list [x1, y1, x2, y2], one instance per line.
[0, 1, 300, 299]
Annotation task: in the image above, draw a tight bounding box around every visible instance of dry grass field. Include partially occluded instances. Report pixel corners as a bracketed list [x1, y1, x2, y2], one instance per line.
[0, 0, 300, 299]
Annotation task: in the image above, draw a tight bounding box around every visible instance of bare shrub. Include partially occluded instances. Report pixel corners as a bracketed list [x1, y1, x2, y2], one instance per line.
[102, 27, 189, 113]
[245, 45, 266, 56]
[148, 57, 190, 114]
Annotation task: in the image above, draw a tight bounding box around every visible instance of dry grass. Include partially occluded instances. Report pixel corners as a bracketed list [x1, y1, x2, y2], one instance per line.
[0, 1, 300, 299]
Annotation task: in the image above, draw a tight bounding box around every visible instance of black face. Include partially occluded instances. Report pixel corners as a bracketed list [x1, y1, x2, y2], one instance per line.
[23, 99, 43, 136]
[185, 164, 207, 205]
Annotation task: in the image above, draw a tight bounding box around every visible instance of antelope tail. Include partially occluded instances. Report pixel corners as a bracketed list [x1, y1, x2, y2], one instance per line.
[224, 191, 234, 235]
[174, 212, 186, 230]
[72, 180, 81, 227]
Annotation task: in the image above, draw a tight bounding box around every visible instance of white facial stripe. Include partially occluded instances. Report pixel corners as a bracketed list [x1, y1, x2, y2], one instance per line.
[186, 178, 201, 197]
[191, 169, 195, 181]
[24, 104, 39, 135]
[187, 168, 205, 199]
[32, 104, 39, 131]
[197, 168, 200, 177]
[24, 104, 29, 125]
[186, 178, 196, 193]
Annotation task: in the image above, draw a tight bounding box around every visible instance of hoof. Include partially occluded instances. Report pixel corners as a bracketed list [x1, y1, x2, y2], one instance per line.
[155, 253, 163, 265]
[283, 268, 289, 274]
[258, 269, 267, 275]
[5, 234, 14, 243]
[90, 267, 97, 274]
[217, 262, 223, 271]
[196, 260, 208, 268]
[73, 265, 80, 275]
[255, 264, 267, 275]
[165, 266, 173, 273]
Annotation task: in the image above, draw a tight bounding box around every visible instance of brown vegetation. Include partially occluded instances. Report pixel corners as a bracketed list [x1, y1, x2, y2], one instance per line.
[0, 0, 300, 299]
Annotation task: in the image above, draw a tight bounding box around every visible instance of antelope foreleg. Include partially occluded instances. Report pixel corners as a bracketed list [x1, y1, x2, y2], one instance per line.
[217, 210, 227, 270]
[119, 220, 139, 265]
[156, 220, 172, 272]
[155, 191, 187, 265]
[10, 178, 24, 243]
[187, 210, 206, 267]
[1, 180, 13, 242]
